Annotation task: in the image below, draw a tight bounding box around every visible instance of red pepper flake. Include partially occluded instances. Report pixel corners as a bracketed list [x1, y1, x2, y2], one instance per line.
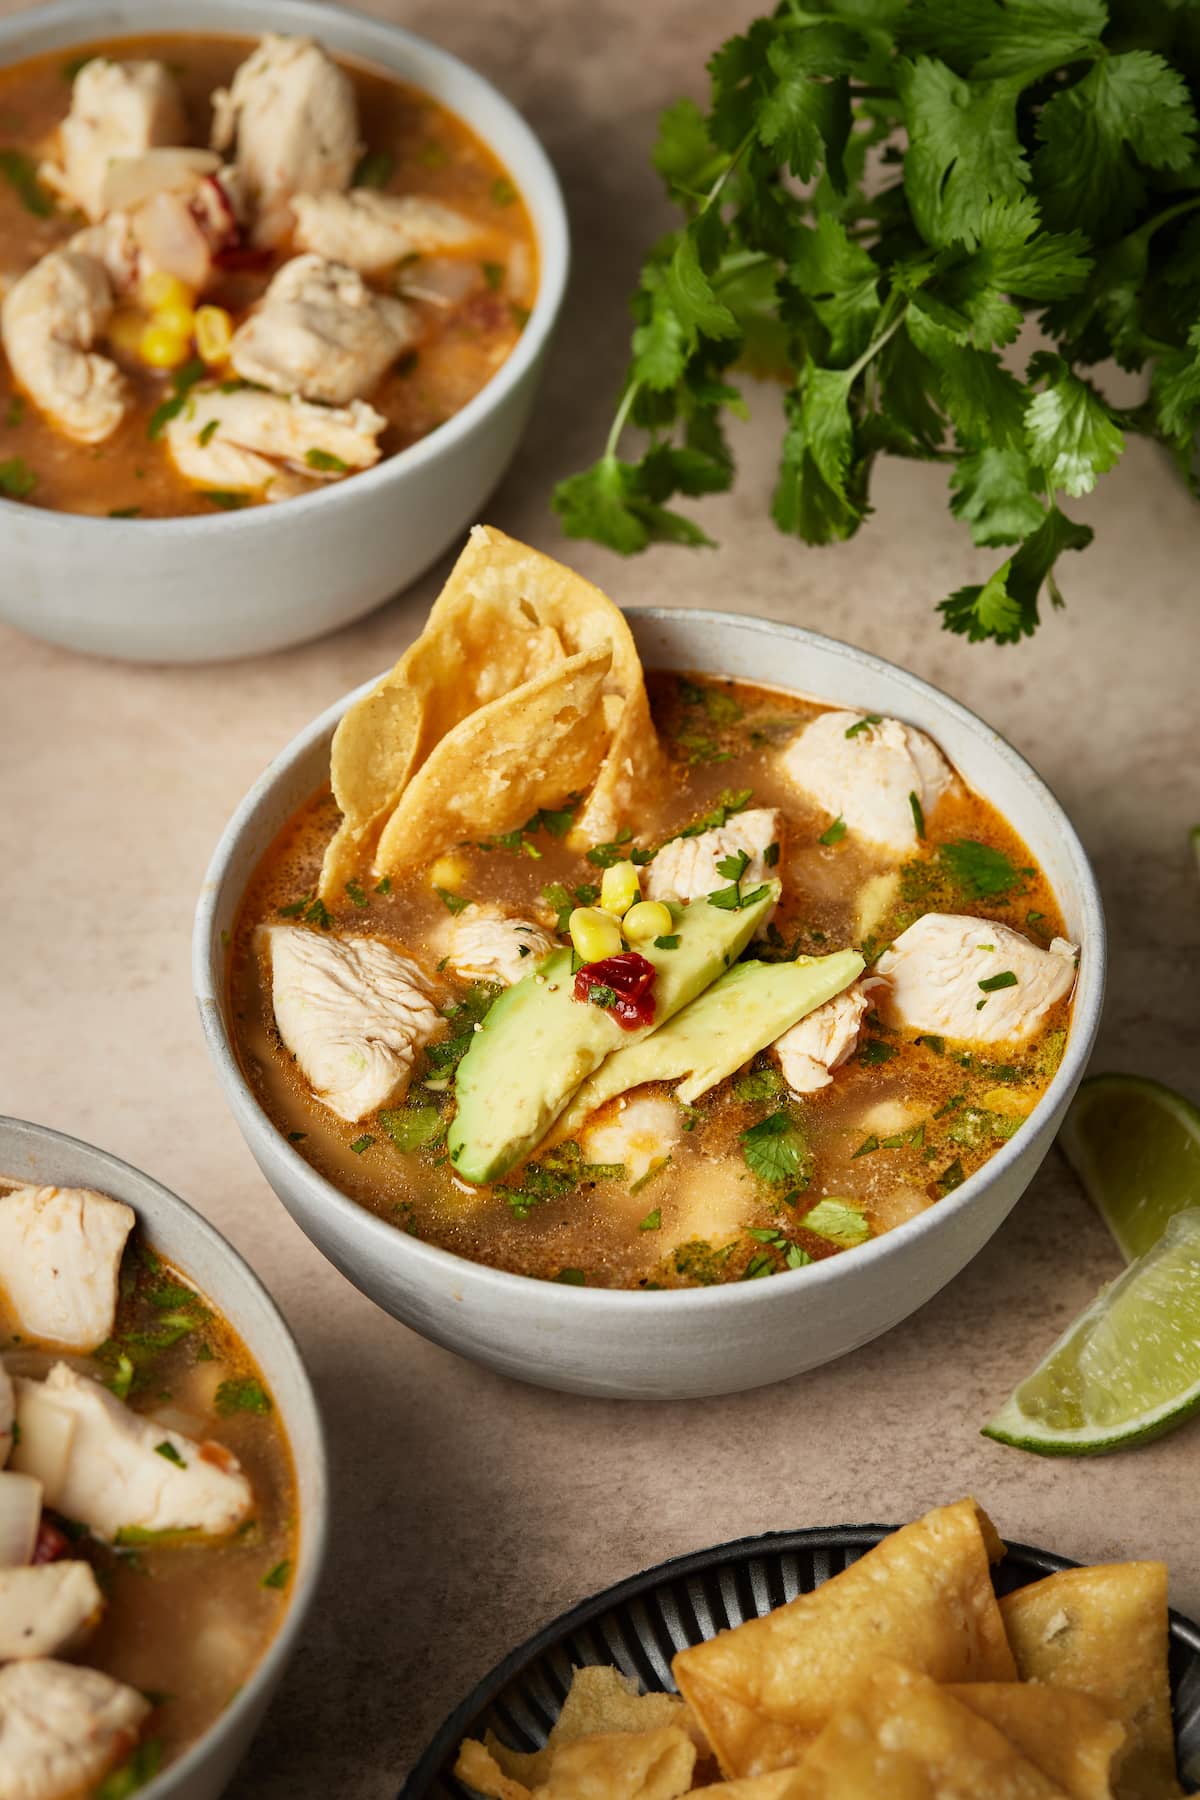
[572, 951, 656, 1030]
[32, 1518, 71, 1563]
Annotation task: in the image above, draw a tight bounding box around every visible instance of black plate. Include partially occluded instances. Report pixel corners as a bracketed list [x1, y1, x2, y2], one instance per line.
[402, 1525, 1200, 1797]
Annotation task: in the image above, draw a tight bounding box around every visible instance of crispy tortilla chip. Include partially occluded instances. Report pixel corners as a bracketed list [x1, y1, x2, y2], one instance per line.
[684, 1775, 812, 1798]
[673, 1499, 1015, 1778]
[488, 1666, 704, 1788]
[319, 524, 661, 897]
[530, 1725, 695, 1799]
[372, 644, 612, 874]
[793, 1661, 1069, 1797]
[1001, 1564, 1182, 1800]
[949, 1684, 1125, 1800]
[456, 1737, 530, 1800]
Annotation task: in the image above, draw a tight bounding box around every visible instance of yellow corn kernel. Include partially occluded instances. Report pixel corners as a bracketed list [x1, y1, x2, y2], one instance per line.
[569, 906, 623, 964]
[139, 321, 191, 369]
[155, 300, 195, 340]
[600, 859, 641, 917]
[429, 853, 468, 890]
[108, 308, 147, 356]
[982, 1086, 1036, 1117]
[622, 900, 674, 944]
[195, 304, 234, 365]
[140, 270, 192, 313]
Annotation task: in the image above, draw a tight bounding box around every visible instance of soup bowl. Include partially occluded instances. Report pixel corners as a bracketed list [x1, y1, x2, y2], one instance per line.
[0, 0, 569, 663]
[0, 1114, 329, 1800]
[193, 610, 1106, 1400]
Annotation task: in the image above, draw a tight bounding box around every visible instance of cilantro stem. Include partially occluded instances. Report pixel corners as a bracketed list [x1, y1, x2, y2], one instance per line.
[844, 302, 907, 385]
[605, 379, 641, 459]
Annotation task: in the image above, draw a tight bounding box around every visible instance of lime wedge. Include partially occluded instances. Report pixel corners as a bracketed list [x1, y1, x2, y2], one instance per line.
[983, 1210, 1200, 1455]
[1060, 1074, 1200, 1261]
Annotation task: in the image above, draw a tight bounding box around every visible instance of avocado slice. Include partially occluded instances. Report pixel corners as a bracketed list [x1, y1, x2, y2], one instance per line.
[448, 881, 780, 1182]
[553, 949, 865, 1138]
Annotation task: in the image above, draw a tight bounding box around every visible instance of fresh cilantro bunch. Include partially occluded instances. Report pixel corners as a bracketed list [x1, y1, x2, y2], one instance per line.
[553, 0, 1200, 643]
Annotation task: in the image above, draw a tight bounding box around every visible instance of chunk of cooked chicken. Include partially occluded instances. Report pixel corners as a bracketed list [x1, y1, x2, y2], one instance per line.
[872, 914, 1077, 1045]
[229, 253, 416, 405]
[773, 981, 873, 1094]
[781, 711, 955, 853]
[646, 808, 781, 906]
[0, 1368, 12, 1469]
[292, 191, 485, 273]
[0, 1563, 105, 1661]
[40, 58, 185, 222]
[165, 386, 385, 496]
[0, 1658, 149, 1800]
[64, 215, 140, 296]
[211, 35, 360, 245]
[437, 905, 555, 987]
[580, 1095, 682, 1188]
[0, 251, 126, 444]
[261, 925, 443, 1123]
[12, 1364, 253, 1544]
[0, 1187, 134, 1354]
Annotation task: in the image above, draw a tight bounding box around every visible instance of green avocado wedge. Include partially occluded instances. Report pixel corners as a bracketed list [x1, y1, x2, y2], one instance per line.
[553, 949, 865, 1140]
[448, 881, 780, 1183]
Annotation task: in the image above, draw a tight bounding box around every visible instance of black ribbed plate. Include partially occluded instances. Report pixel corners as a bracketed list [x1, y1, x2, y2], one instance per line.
[401, 1526, 1200, 1797]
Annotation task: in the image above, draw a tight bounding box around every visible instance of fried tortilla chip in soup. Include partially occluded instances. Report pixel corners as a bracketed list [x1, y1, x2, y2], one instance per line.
[319, 525, 662, 897]
[948, 1684, 1126, 1800]
[1000, 1563, 1182, 1800]
[672, 1499, 1015, 1778]
[790, 1661, 1068, 1797]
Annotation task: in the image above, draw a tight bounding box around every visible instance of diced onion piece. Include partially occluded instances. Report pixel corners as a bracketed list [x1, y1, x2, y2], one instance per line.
[194, 304, 233, 365]
[569, 906, 624, 964]
[600, 860, 641, 918]
[622, 900, 673, 943]
[398, 256, 478, 307]
[103, 147, 221, 214]
[10, 1388, 77, 1496]
[0, 1470, 42, 1567]
[131, 191, 211, 291]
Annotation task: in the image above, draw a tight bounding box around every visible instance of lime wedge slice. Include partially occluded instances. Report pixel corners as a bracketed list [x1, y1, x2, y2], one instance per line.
[1060, 1073, 1200, 1261]
[983, 1210, 1200, 1455]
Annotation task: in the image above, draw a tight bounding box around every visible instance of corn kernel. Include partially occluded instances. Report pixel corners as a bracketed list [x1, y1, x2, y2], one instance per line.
[140, 270, 192, 312]
[982, 1087, 1035, 1117]
[429, 853, 468, 890]
[195, 304, 234, 365]
[600, 859, 641, 917]
[569, 906, 623, 964]
[622, 900, 674, 944]
[155, 300, 195, 340]
[108, 308, 147, 356]
[139, 321, 191, 369]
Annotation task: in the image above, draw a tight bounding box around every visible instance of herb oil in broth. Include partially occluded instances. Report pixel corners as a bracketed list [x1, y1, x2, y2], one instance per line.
[230, 673, 1072, 1288]
[0, 1221, 299, 1769]
[0, 34, 537, 518]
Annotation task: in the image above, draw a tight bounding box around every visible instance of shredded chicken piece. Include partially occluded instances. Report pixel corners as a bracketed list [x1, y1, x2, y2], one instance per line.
[438, 905, 555, 987]
[229, 253, 417, 405]
[872, 914, 1078, 1044]
[0, 1564, 105, 1662]
[40, 58, 185, 221]
[0, 1659, 149, 1800]
[773, 982, 873, 1094]
[292, 190, 485, 273]
[166, 385, 385, 496]
[0, 251, 126, 444]
[646, 808, 781, 906]
[781, 710, 956, 852]
[0, 1186, 134, 1352]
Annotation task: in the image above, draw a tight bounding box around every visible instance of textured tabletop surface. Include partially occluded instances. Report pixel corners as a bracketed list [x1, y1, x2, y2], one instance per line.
[1, 1, 1198, 1794]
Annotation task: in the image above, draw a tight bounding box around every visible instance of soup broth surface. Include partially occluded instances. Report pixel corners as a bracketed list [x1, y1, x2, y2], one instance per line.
[231, 673, 1072, 1290]
[0, 33, 536, 517]
[0, 1210, 299, 1771]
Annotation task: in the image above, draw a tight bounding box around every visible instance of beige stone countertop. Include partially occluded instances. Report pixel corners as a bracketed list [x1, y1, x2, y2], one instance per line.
[1, 0, 1198, 1794]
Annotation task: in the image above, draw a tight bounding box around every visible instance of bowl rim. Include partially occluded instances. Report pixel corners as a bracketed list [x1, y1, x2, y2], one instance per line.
[0, 1112, 330, 1800]
[0, 0, 570, 536]
[398, 1521, 1200, 1798]
[192, 605, 1107, 1313]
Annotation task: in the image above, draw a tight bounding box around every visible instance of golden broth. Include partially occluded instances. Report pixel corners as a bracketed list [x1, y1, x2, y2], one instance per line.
[230, 672, 1072, 1289]
[0, 1214, 299, 1772]
[0, 33, 537, 517]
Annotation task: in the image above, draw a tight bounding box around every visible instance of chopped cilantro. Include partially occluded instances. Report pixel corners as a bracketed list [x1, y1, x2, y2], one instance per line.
[201, 489, 250, 511]
[0, 148, 53, 216]
[554, 1267, 587, 1285]
[938, 840, 1022, 899]
[587, 983, 618, 1008]
[741, 1110, 812, 1186]
[345, 879, 369, 909]
[197, 418, 220, 447]
[654, 933, 681, 949]
[819, 816, 847, 846]
[375, 876, 392, 894]
[859, 1039, 897, 1064]
[851, 1134, 880, 1159]
[482, 260, 505, 291]
[501, 1142, 590, 1217]
[801, 1199, 869, 1247]
[108, 505, 141, 519]
[909, 791, 925, 838]
[733, 1065, 783, 1102]
[154, 1441, 185, 1466]
[352, 149, 395, 189]
[673, 1239, 734, 1285]
[215, 1378, 273, 1416]
[261, 1560, 291, 1590]
[1026, 909, 1046, 927]
[435, 885, 470, 914]
[147, 359, 207, 439]
[306, 447, 350, 473]
[418, 141, 448, 169]
[638, 1207, 662, 1231]
[95, 1738, 163, 1799]
[630, 1156, 671, 1195]
[103, 1353, 135, 1402]
[978, 970, 1019, 992]
[380, 1105, 445, 1153]
[587, 830, 635, 868]
[936, 1158, 967, 1196]
[716, 849, 750, 882]
[0, 456, 36, 498]
[844, 716, 882, 739]
[287, 1131, 306, 1143]
[490, 175, 518, 206]
[764, 841, 780, 866]
[349, 1134, 374, 1154]
[916, 1034, 944, 1055]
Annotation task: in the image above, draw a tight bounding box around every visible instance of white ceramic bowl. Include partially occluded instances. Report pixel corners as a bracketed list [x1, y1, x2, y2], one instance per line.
[0, 1115, 328, 1800]
[193, 611, 1106, 1400]
[0, 0, 569, 663]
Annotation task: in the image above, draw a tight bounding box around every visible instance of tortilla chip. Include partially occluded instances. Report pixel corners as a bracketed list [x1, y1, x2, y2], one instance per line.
[949, 1684, 1126, 1800]
[319, 524, 662, 897]
[530, 1725, 695, 1799]
[487, 1667, 703, 1789]
[1000, 1564, 1182, 1800]
[372, 644, 613, 874]
[793, 1661, 1069, 1797]
[456, 1737, 530, 1800]
[672, 1499, 1015, 1778]
[683, 1775, 812, 1798]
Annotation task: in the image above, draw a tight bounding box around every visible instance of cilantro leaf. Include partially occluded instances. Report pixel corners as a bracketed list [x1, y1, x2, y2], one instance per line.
[801, 1198, 870, 1247]
[940, 502, 1093, 642]
[903, 0, 1107, 81]
[1025, 353, 1124, 497]
[740, 1110, 812, 1186]
[898, 57, 1029, 250]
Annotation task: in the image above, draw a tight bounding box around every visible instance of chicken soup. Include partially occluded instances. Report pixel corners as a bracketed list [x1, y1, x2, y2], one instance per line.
[0, 1180, 299, 1795]
[229, 528, 1078, 1290]
[0, 31, 536, 517]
